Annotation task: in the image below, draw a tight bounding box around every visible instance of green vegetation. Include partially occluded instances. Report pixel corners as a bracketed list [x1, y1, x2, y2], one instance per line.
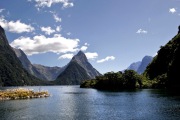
[80, 70, 153, 90]
[144, 27, 180, 90]
[83, 26, 180, 91]
[80, 70, 171, 90]
[0, 88, 50, 100]
[0, 26, 45, 86]
[81, 26, 180, 91]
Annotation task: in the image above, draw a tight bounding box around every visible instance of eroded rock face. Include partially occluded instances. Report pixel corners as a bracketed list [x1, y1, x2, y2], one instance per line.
[0, 26, 43, 86]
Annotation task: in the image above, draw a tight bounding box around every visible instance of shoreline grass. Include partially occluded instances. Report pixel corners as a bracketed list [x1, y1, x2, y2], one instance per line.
[0, 88, 50, 100]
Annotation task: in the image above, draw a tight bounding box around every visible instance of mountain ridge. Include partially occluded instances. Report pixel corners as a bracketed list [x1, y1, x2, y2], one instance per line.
[13, 48, 64, 81]
[13, 48, 101, 85]
[126, 56, 153, 74]
[144, 26, 180, 90]
[0, 26, 44, 86]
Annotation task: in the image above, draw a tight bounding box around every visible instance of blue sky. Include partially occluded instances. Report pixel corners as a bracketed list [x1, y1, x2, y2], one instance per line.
[0, 0, 180, 74]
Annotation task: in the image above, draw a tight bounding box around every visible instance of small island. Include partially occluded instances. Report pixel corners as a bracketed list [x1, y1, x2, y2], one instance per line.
[0, 88, 50, 100]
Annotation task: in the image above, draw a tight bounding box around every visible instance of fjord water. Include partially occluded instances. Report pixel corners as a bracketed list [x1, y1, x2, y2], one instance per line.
[0, 86, 180, 120]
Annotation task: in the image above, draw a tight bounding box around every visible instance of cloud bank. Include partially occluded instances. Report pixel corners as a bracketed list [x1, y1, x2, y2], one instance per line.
[0, 17, 34, 33]
[10, 34, 79, 55]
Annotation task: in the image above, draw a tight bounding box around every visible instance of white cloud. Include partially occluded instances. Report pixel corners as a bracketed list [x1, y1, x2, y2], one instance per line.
[10, 34, 80, 56]
[80, 46, 88, 51]
[136, 29, 148, 34]
[62, 2, 74, 8]
[80, 43, 89, 51]
[153, 52, 157, 57]
[169, 8, 176, 14]
[84, 43, 89, 46]
[0, 17, 34, 33]
[67, 32, 71, 35]
[34, 0, 74, 8]
[41, 26, 55, 35]
[58, 53, 74, 59]
[97, 56, 115, 63]
[53, 14, 61, 22]
[85, 52, 98, 60]
[0, 9, 5, 13]
[56, 26, 61, 32]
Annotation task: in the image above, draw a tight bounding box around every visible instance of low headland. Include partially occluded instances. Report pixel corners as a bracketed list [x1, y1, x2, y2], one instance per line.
[80, 70, 169, 91]
[0, 88, 50, 100]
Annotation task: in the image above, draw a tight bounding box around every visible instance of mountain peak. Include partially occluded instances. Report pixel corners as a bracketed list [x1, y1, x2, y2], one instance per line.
[55, 50, 101, 85]
[77, 50, 85, 55]
[72, 51, 88, 63]
[0, 26, 9, 46]
[137, 55, 153, 74]
[0, 26, 5, 33]
[76, 50, 86, 58]
[142, 56, 153, 61]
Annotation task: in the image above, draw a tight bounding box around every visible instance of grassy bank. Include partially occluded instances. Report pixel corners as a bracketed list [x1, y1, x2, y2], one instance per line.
[0, 88, 50, 100]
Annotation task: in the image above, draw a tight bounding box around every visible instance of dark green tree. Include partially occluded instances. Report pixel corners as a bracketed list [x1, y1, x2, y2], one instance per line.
[122, 70, 137, 89]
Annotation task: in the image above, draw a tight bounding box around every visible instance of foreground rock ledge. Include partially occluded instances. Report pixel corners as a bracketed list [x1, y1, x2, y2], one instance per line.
[0, 88, 50, 100]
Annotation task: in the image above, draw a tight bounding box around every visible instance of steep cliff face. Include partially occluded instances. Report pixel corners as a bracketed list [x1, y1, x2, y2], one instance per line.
[13, 48, 63, 81]
[55, 51, 101, 85]
[0, 26, 43, 86]
[13, 48, 47, 80]
[144, 26, 180, 90]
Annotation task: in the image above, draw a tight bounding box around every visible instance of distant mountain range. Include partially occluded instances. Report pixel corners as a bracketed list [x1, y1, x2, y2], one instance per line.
[13, 48, 64, 81]
[4, 24, 180, 89]
[33, 64, 64, 81]
[14, 48, 101, 85]
[0, 26, 101, 86]
[126, 56, 153, 74]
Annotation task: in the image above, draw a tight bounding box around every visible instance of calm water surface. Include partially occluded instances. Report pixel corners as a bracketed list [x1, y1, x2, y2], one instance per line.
[0, 86, 180, 120]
